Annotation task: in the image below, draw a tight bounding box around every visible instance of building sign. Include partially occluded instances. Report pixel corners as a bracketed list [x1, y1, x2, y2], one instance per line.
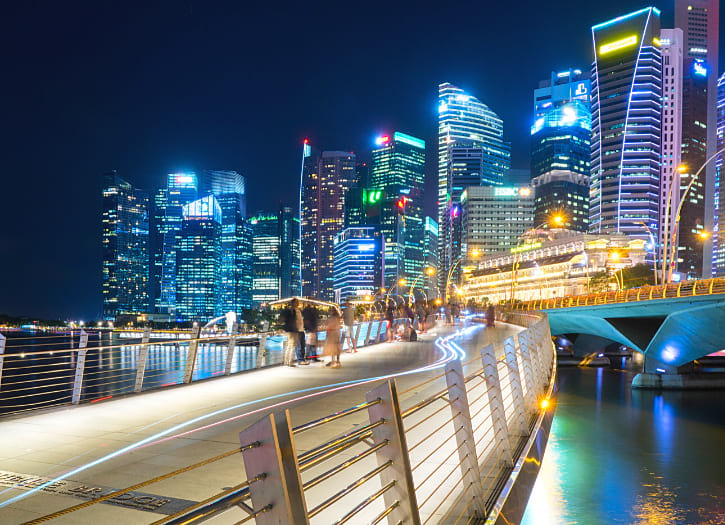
[494, 187, 532, 197]
[599, 35, 637, 55]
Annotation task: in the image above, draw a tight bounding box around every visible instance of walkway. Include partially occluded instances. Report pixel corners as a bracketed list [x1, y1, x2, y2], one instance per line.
[0, 321, 522, 524]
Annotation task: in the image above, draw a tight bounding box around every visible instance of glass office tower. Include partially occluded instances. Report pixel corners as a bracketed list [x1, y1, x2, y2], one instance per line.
[251, 213, 281, 305]
[590, 8, 662, 246]
[101, 171, 149, 320]
[279, 205, 301, 298]
[333, 226, 383, 303]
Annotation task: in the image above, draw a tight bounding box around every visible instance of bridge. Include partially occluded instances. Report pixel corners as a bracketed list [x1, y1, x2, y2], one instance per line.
[0, 314, 555, 524]
[510, 278, 725, 388]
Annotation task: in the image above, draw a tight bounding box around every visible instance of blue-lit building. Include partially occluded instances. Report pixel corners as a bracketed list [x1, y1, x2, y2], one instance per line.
[279, 205, 301, 298]
[715, 72, 725, 275]
[534, 69, 590, 118]
[423, 217, 439, 300]
[590, 8, 662, 244]
[251, 213, 280, 305]
[176, 195, 223, 322]
[530, 100, 591, 232]
[333, 227, 383, 303]
[102, 171, 149, 320]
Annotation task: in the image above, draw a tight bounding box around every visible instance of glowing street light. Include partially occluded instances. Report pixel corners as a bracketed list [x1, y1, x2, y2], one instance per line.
[698, 230, 711, 241]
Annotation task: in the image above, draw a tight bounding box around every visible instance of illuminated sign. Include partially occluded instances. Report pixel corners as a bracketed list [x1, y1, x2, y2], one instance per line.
[599, 35, 637, 55]
[494, 187, 533, 197]
[394, 131, 425, 149]
[375, 135, 390, 146]
[366, 190, 382, 204]
[575, 83, 588, 96]
[357, 242, 375, 251]
[175, 175, 194, 184]
[510, 242, 542, 254]
[438, 102, 448, 113]
[652, 37, 661, 47]
[693, 61, 707, 77]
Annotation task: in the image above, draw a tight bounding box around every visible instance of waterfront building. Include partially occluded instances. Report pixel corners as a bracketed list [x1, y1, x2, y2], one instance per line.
[533, 68, 591, 118]
[590, 8, 662, 246]
[216, 192, 252, 312]
[300, 143, 357, 300]
[438, 83, 510, 288]
[279, 205, 301, 298]
[101, 171, 149, 320]
[149, 187, 167, 311]
[175, 195, 222, 322]
[675, 0, 719, 276]
[460, 185, 534, 262]
[462, 230, 647, 305]
[333, 226, 383, 303]
[251, 213, 280, 305]
[423, 217, 439, 299]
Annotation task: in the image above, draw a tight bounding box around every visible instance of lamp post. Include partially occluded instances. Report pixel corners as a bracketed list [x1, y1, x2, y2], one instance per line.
[635, 221, 658, 286]
[661, 163, 688, 284]
[445, 250, 479, 304]
[409, 267, 436, 304]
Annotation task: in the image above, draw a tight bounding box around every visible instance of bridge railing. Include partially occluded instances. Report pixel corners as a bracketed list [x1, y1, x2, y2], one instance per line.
[24, 314, 556, 524]
[0, 317, 407, 417]
[512, 276, 725, 311]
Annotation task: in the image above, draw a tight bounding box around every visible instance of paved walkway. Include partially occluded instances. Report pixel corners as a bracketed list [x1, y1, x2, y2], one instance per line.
[0, 321, 522, 524]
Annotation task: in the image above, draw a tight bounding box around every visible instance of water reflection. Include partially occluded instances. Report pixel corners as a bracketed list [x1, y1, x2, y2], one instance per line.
[522, 366, 725, 525]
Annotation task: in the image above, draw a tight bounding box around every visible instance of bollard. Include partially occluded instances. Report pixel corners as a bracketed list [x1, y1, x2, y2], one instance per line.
[134, 328, 151, 393]
[71, 330, 89, 404]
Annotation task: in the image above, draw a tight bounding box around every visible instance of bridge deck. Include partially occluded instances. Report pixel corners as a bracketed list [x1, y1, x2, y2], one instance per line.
[0, 322, 522, 524]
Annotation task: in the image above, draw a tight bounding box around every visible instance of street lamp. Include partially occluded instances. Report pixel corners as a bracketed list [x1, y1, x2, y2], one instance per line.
[635, 221, 658, 286]
[409, 267, 436, 304]
[445, 251, 479, 303]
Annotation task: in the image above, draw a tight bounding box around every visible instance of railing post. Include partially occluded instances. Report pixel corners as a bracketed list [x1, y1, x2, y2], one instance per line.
[480, 344, 513, 467]
[134, 328, 151, 393]
[71, 330, 89, 405]
[365, 379, 420, 525]
[444, 360, 486, 517]
[503, 336, 527, 435]
[378, 320, 388, 343]
[353, 321, 362, 348]
[239, 410, 309, 525]
[224, 322, 238, 376]
[364, 320, 374, 345]
[256, 333, 268, 369]
[516, 330, 537, 410]
[183, 325, 201, 384]
[0, 333, 6, 391]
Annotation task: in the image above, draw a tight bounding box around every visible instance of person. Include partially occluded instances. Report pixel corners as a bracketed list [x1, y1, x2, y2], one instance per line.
[445, 302, 453, 325]
[416, 302, 426, 332]
[342, 299, 358, 353]
[324, 309, 342, 368]
[281, 299, 306, 366]
[486, 304, 496, 328]
[302, 304, 320, 361]
[385, 303, 395, 342]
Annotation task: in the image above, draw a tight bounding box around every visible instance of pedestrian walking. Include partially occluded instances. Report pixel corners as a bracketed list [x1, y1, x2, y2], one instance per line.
[385, 303, 395, 342]
[342, 299, 358, 353]
[486, 304, 496, 328]
[415, 302, 426, 332]
[324, 309, 342, 368]
[281, 299, 306, 366]
[302, 304, 320, 361]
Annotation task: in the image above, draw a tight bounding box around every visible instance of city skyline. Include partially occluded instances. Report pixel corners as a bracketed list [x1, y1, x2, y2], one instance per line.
[2, 1, 724, 319]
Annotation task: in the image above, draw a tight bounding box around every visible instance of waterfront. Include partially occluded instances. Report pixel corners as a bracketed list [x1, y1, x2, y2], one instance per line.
[522, 365, 725, 524]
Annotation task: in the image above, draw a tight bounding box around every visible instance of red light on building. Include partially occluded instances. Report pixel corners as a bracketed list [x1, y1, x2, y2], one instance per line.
[303, 139, 309, 144]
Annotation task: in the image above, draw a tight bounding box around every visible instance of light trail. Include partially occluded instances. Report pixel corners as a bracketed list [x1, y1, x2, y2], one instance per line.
[0, 329, 474, 508]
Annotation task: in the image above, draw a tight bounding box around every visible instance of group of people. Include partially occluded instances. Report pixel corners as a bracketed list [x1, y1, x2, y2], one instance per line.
[384, 300, 432, 342]
[280, 299, 359, 369]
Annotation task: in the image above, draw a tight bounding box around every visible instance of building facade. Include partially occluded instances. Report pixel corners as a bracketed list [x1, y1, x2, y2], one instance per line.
[423, 217, 439, 300]
[590, 8, 662, 247]
[101, 171, 149, 320]
[531, 171, 590, 232]
[279, 205, 301, 298]
[716, 73, 725, 275]
[534, 68, 591, 118]
[251, 213, 280, 305]
[333, 227, 383, 303]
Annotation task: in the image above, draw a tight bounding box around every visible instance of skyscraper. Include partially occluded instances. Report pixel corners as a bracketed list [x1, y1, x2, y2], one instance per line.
[590, 8, 662, 246]
[333, 227, 383, 303]
[530, 99, 591, 231]
[217, 192, 252, 313]
[250, 213, 281, 305]
[716, 73, 725, 275]
[300, 145, 357, 300]
[438, 83, 511, 288]
[675, 0, 719, 276]
[176, 195, 222, 322]
[279, 205, 301, 298]
[101, 171, 149, 320]
[371, 132, 426, 288]
[423, 217, 439, 299]
[533, 69, 591, 118]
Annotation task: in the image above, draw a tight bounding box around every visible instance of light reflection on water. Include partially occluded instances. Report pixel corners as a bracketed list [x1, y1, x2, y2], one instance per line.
[522, 366, 725, 525]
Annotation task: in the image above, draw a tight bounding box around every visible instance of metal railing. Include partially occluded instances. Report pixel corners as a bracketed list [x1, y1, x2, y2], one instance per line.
[511, 276, 725, 311]
[0, 318, 406, 417]
[23, 313, 556, 524]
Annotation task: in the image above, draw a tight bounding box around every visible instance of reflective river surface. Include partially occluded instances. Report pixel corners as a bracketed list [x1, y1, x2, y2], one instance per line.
[522, 365, 725, 525]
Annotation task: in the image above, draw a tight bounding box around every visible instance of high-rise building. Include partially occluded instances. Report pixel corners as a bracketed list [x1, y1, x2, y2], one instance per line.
[371, 132, 426, 288]
[216, 192, 252, 313]
[590, 8, 662, 247]
[176, 195, 222, 322]
[534, 69, 591, 118]
[333, 226, 383, 303]
[250, 213, 280, 305]
[716, 73, 725, 275]
[460, 185, 534, 259]
[101, 171, 149, 320]
[675, 0, 719, 277]
[423, 217, 439, 299]
[199, 170, 246, 209]
[530, 100, 591, 231]
[300, 144, 357, 300]
[660, 29, 685, 259]
[438, 83, 511, 288]
[149, 187, 167, 311]
[279, 205, 301, 298]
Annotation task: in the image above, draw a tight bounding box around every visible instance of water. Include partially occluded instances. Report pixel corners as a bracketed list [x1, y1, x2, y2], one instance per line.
[522, 365, 725, 524]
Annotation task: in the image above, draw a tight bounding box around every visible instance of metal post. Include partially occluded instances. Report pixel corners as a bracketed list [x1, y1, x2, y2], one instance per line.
[224, 322, 238, 376]
[365, 380, 420, 525]
[134, 328, 151, 393]
[239, 410, 309, 525]
[0, 333, 5, 391]
[183, 325, 201, 384]
[503, 336, 527, 436]
[71, 330, 89, 405]
[377, 320, 387, 343]
[516, 330, 537, 410]
[256, 334, 268, 369]
[480, 344, 513, 467]
[530, 321, 548, 388]
[364, 320, 374, 346]
[444, 360, 486, 517]
[353, 322, 362, 348]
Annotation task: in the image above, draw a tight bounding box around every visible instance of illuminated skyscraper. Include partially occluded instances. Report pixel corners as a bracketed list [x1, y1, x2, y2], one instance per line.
[371, 132, 426, 287]
[217, 192, 252, 312]
[423, 217, 439, 299]
[675, 0, 719, 276]
[300, 144, 357, 300]
[279, 205, 301, 298]
[438, 83, 510, 288]
[716, 73, 725, 275]
[590, 8, 662, 246]
[333, 227, 383, 303]
[533, 69, 591, 118]
[176, 195, 222, 322]
[251, 213, 280, 304]
[101, 171, 149, 320]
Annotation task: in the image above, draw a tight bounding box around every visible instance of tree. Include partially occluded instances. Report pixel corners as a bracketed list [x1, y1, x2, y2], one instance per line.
[621, 263, 655, 288]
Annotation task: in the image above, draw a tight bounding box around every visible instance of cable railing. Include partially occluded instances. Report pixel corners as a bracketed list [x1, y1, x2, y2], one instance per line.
[0, 317, 405, 417]
[512, 276, 725, 311]
[18, 313, 555, 524]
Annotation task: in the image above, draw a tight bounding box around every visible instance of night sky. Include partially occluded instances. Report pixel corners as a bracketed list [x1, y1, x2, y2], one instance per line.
[1, 1, 721, 320]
